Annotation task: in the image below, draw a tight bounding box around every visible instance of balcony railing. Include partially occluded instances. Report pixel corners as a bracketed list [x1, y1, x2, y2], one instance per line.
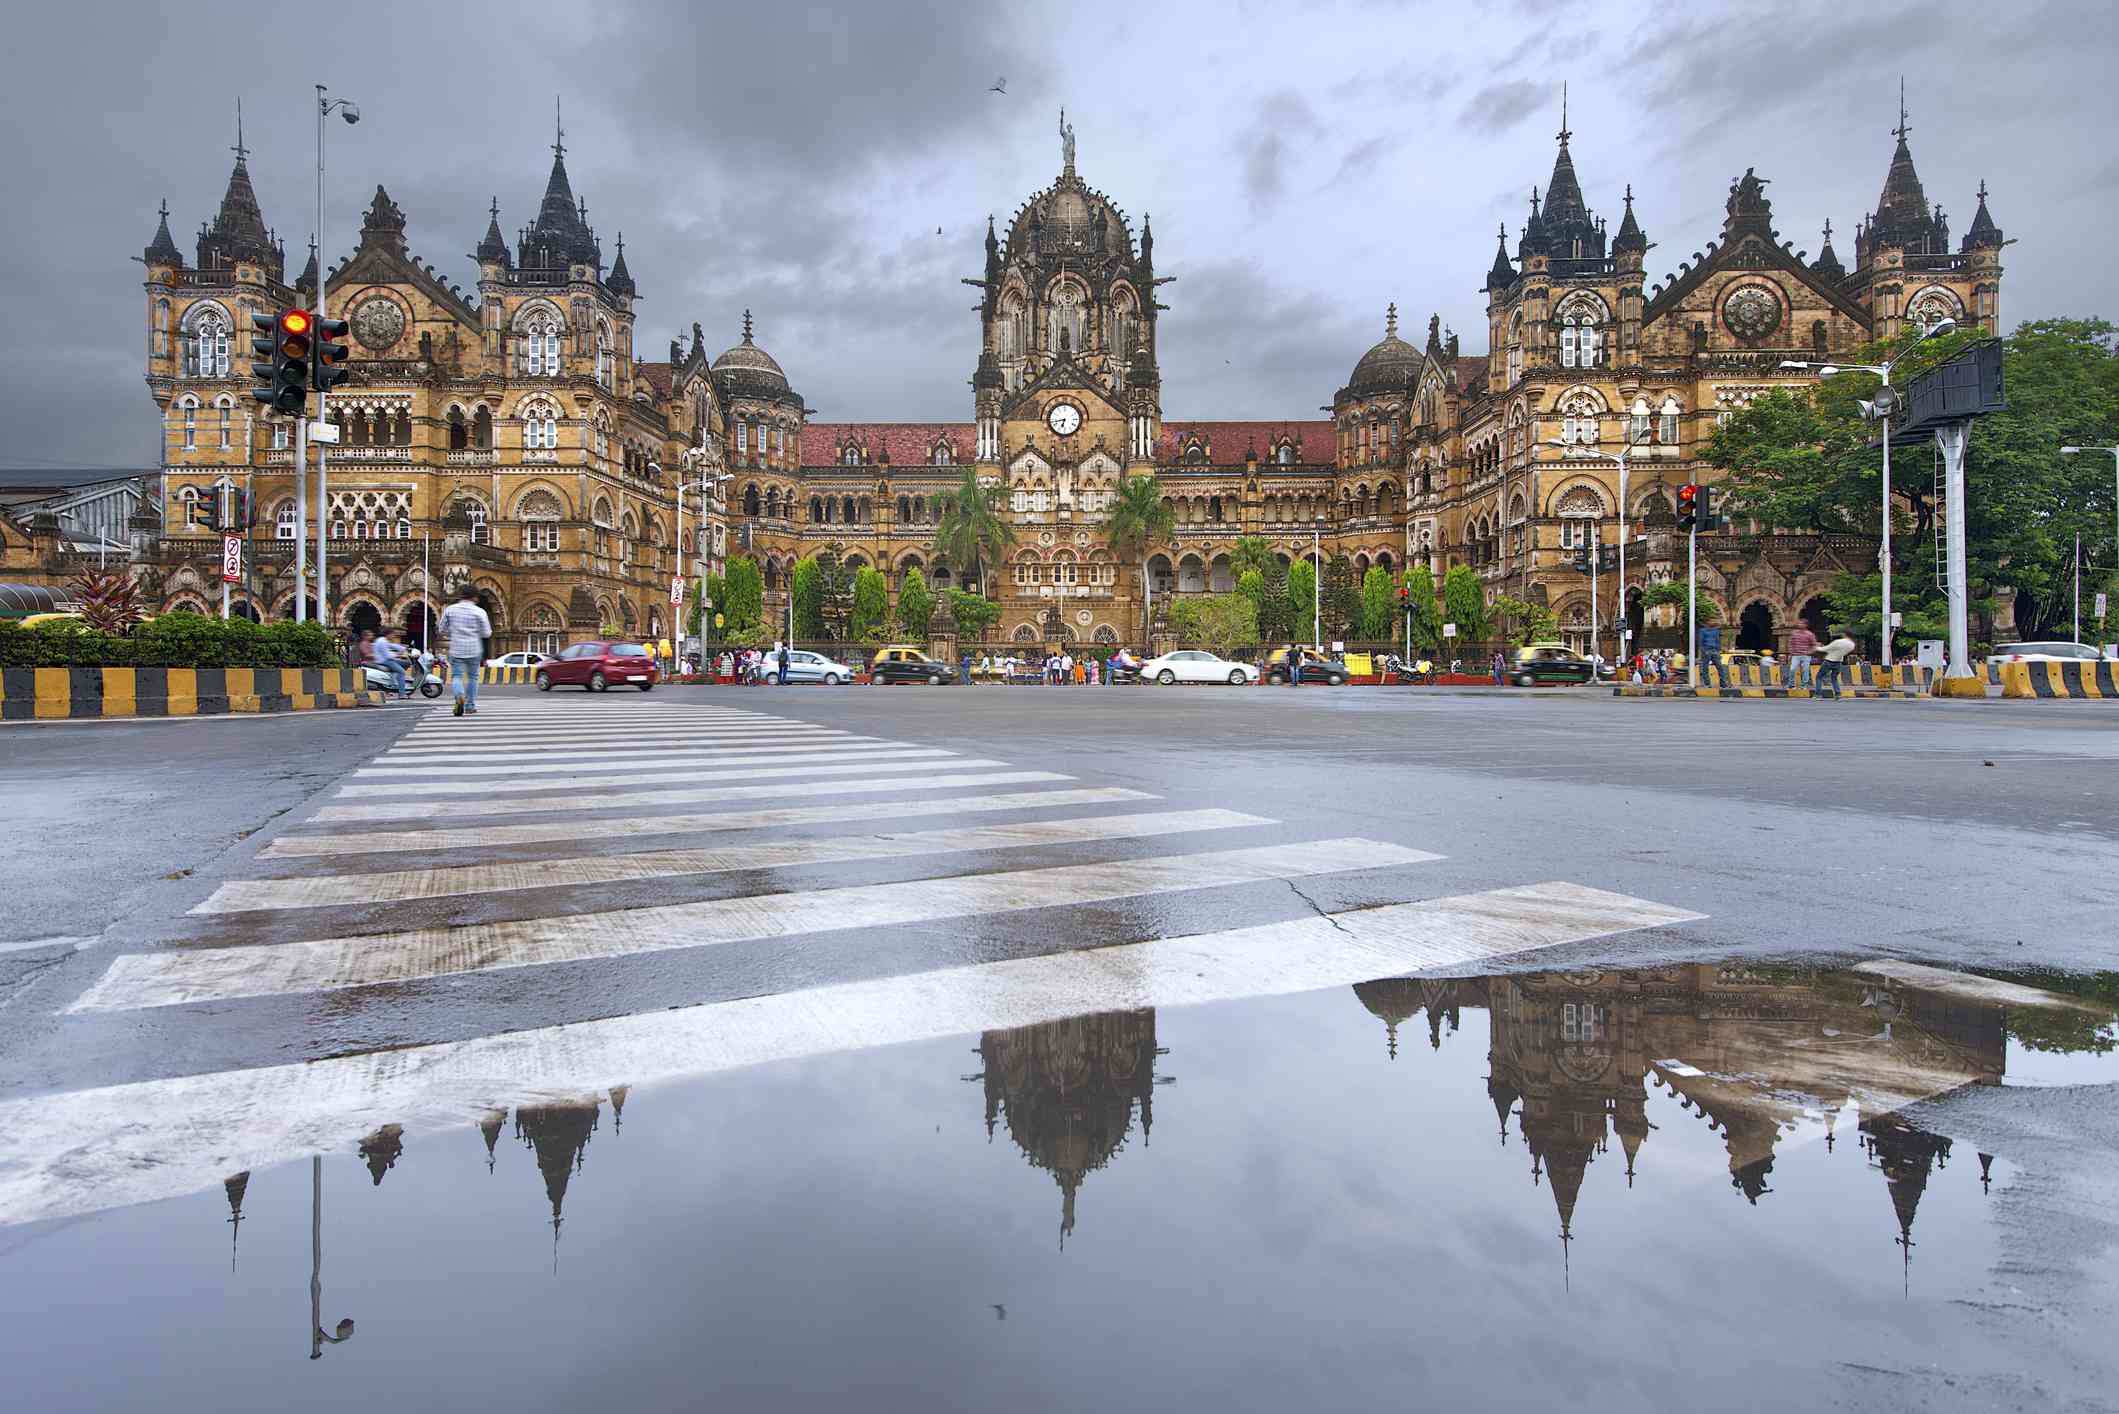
[447, 448, 496, 467]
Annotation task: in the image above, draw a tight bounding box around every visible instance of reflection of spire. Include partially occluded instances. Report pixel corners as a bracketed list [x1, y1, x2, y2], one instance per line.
[1861, 1112, 1953, 1292]
[517, 1102, 602, 1271]
[358, 1125, 404, 1187]
[1487, 1068, 1519, 1145]
[224, 1171, 249, 1271]
[1978, 1152, 1994, 1193]
[973, 1009, 1159, 1247]
[1353, 979, 1419, 1060]
[478, 1110, 506, 1174]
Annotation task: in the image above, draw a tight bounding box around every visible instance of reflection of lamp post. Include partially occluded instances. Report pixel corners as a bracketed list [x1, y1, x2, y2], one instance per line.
[309, 1156, 355, 1360]
[1782, 315, 1955, 666]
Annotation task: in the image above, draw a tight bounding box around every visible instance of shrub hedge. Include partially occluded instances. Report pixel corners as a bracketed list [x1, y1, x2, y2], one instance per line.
[0, 612, 339, 669]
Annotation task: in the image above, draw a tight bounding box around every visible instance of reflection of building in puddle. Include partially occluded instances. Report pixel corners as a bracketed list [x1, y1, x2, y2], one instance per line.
[1355, 963, 2014, 1273]
[969, 1009, 1164, 1245]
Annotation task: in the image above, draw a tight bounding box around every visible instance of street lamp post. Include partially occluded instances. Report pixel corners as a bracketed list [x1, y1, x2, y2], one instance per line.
[1547, 425, 1648, 664]
[313, 85, 358, 632]
[675, 460, 733, 654]
[2059, 445, 2118, 603]
[1782, 316, 1954, 667]
[1312, 515, 1324, 649]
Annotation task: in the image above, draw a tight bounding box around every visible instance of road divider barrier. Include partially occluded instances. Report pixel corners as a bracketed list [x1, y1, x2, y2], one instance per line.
[0, 667, 371, 721]
[1999, 659, 2117, 699]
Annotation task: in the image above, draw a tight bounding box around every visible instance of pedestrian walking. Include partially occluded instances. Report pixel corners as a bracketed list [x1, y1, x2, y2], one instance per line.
[1815, 626, 1856, 698]
[1286, 641, 1304, 688]
[1491, 651, 1505, 685]
[776, 640, 790, 686]
[1786, 622, 1817, 689]
[438, 586, 491, 717]
[1699, 623, 1726, 687]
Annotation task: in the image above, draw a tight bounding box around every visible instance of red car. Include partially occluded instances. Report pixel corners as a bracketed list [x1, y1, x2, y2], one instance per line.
[535, 641, 661, 692]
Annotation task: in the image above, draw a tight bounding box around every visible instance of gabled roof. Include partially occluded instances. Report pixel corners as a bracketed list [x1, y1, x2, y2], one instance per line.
[799, 423, 976, 469]
[1158, 421, 1334, 466]
[326, 185, 480, 329]
[633, 361, 673, 399]
[1642, 170, 1870, 330]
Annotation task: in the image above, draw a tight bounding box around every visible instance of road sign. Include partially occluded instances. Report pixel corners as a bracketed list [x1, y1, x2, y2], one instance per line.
[221, 535, 242, 583]
[1442, 622, 1457, 639]
[669, 575, 686, 605]
[307, 420, 341, 445]
[2097, 592, 2109, 618]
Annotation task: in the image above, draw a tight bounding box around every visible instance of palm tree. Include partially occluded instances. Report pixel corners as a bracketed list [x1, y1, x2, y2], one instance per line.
[1104, 474, 1175, 642]
[930, 465, 1013, 600]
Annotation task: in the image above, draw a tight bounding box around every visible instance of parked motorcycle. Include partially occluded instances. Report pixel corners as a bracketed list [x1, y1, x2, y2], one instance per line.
[1380, 654, 1435, 685]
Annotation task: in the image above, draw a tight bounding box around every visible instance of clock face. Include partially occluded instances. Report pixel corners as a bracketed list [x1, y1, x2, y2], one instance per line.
[1047, 402, 1082, 437]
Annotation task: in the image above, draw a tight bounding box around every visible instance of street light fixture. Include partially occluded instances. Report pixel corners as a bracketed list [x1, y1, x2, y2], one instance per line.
[1546, 421, 1650, 663]
[1781, 316, 1956, 666]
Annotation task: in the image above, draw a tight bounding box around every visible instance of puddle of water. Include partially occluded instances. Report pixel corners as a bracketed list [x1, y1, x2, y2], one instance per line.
[1, 961, 2114, 1411]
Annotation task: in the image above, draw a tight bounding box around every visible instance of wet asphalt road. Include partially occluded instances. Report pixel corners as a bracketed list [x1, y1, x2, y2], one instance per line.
[2, 682, 2115, 1094]
[2, 683, 2116, 1412]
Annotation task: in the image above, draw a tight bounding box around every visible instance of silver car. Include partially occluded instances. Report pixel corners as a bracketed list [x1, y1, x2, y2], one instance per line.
[778, 649, 856, 685]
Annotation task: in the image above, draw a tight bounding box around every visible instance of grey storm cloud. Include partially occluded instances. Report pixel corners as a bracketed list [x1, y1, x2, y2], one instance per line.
[1, 0, 2112, 472]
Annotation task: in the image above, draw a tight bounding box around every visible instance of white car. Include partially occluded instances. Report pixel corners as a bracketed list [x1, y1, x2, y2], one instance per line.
[1987, 641, 2115, 665]
[486, 651, 551, 671]
[1141, 649, 1257, 686]
[778, 649, 856, 685]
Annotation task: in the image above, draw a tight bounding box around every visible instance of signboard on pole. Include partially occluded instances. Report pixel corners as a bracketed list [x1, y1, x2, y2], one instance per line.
[221, 535, 243, 583]
[1442, 623, 1458, 639]
[669, 575, 686, 606]
[307, 420, 341, 445]
[2097, 592, 2109, 618]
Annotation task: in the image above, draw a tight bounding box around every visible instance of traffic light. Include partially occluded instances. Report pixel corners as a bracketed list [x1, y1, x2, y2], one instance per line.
[1694, 483, 1716, 533]
[1598, 545, 1619, 574]
[1573, 542, 1593, 575]
[250, 309, 313, 416]
[229, 487, 252, 531]
[187, 489, 219, 531]
[1676, 482, 1700, 531]
[1396, 584, 1411, 611]
[312, 316, 351, 391]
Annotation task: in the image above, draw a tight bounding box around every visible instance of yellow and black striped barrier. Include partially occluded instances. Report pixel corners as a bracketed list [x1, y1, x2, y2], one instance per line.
[480, 664, 541, 685]
[0, 667, 369, 721]
[1999, 659, 2118, 698]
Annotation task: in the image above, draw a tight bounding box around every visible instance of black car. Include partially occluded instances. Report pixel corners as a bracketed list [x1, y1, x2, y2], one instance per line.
[871, 649, 958, 685]
[1262, 647, 1349, 686]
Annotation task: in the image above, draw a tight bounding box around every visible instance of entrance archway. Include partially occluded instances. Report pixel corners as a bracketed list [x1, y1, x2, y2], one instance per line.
[402, 602, 436, 653]
[1625, 586, 1644, 646]
[1797, 595, 1830, 633]
[1737, 600, 1775, 652]
[345, 601, 382, 637]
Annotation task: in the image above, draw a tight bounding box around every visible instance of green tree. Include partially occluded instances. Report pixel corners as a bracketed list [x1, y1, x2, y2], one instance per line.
[1104, 474, 1177, 640]
[1490, 594, 1558, 648]
[849, 566, 890, 641]
[1402, 565, 1441, 651]
[1197, 594, 1260, 660]
[945, 588, 1002, 641]
[810, 548, 855, 640]
[930, 466, 1014, 598]
[1284, 559, 1318, 643]
[722, 557, 764, 631]
[1164, 597, 1206, 643]
[1358, 565, 1394, 639]
[791, 557, 823, 639]
[1229, 535, 1276, 582]
[1441, 564, 1489, 643]
[1321, 554, 1360, 639]
[896, 568, 933, 639]
[1707, 318, 2119, 643]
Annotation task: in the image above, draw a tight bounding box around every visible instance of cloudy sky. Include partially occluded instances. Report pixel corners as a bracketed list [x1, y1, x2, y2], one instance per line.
[5, 0, 2110, 471]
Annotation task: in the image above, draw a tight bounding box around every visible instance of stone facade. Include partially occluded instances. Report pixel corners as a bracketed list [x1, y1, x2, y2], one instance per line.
[120, 104, 2001, 656]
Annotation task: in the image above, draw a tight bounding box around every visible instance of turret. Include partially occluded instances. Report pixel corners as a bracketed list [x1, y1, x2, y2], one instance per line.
[1812, 219, 1845, 281]
[143, 201, 182, 269]
[1612, 185, 1647, 264]
[606, 232, 635, 300]
[1484, 222, 1517, 292]
[1961, 180, 2002, 250]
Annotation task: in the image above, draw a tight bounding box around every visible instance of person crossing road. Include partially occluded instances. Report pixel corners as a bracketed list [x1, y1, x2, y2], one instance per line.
[438, 585, 491, 717]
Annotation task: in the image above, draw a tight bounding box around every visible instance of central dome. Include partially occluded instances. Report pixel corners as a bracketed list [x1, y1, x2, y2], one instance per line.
[1345, 306, 1421, 397]
[709, 311, 799, 404]
[1003, 171, 1133, 262]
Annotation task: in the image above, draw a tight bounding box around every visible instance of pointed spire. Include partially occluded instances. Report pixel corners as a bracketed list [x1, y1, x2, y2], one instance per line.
[606, 231, 635, 298]
[144, 199, 182, 266]
[1384, 302, 1398, 339]
[476, 197, 511, 266]
[1962, 179, 2002, 251]
[1813, 217, 1845, 279]
[224, 1172, 249, 1271]
[1485, 221, 1517, 291]
[1613, 183, 1647, 256]
[296, 237, 318, 296]
[198, 102, 277, 275]
[478, 1110, 506, 1173]
[1866, 78, 1937, 255]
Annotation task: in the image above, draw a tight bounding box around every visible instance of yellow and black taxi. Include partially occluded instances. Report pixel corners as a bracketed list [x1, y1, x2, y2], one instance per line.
[1262, 645, 1349, 686]
[870, 645, 957, 685]
[1510, 643, 1596, 686]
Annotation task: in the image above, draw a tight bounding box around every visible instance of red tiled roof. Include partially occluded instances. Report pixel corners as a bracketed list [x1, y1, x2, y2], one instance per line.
[1454, 360, 1487, 396]
[1158, 420, 1334, 466]
[801, 422, 976, 469]
[634, 361, 673, 398]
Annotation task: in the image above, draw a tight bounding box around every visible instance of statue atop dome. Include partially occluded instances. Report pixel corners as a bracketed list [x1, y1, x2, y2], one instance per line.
[1059, 108, 1076, 176]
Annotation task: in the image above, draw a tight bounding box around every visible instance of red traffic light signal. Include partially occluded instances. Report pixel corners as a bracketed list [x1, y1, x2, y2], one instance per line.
[312, 317, 351, 391]
[269, 309, 313, 415]
[1676, 482, 1700, 530]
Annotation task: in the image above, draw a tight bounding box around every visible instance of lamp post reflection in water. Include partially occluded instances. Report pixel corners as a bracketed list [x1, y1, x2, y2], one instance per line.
[309, 1155, 355, 1360]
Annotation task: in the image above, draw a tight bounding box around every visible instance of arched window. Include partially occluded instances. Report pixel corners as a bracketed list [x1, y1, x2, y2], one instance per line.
[810, 496, 825, 523]
[1657, 396, 1681, 446]
[461, 500, 491, 545]
[1629, 397, 1650, 447]
[275, 500, 296, 540]
[1506, 311, 1525, 385]
[520, 489, 563, 552]
[933, 442, 951, 466]
[519, 398, 559, 451]
[214, 395, 234, 449]
[153, 299, 172, 358]
[841, 445, 860, 466]
[447, 407, 467, 450]
[1050, 283, 1086, 353]
[185, 306, 231, 378]
[745, 484, 762, 516]
[591, 497, 614, 529]
[997, 293, 1026, 360]
[520, 309, 563, 376]
[473, 406, 493, 449]
[592, 411, 611, 459]
[1278, 444, 1295, 465]
[1559, 392, 1602, 449]
[841, 495, 857, 523]
[595, 321, 613, 388]
[175, 395, 199, 450]
[1557, 295, 1605, 369]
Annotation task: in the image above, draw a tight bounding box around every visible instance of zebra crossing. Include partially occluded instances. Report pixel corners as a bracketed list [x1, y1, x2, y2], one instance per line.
[0, 696, 1706, 1228]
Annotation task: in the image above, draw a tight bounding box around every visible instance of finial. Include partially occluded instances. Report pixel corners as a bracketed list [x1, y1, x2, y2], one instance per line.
[232, 97, 248, 163]
[1385, 302, 1397, 338]
[1894, 77, 1909, 141]
[615, 230, 624, 255]
[1623, 182, 1634, 207]
[158, 198, 169, 220]
[1976, 178, 1988, 203]
[1557, 80, 1570, 147]
[554, 95, 566, 158]
[490, 196, 499, 220]
[1823, 217, 1834, 242]
[742, 308, 753, 343]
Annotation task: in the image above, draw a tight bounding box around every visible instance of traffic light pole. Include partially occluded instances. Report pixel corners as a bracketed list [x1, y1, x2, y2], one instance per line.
[294, 415, 309, 622]
[1686, 523, 1699, 689]
[314, 86, 331, 634]
[1590, 518, 1600, 662]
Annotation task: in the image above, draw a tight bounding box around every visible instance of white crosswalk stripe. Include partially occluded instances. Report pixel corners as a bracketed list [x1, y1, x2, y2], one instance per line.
[19, 698, 1710, 1231]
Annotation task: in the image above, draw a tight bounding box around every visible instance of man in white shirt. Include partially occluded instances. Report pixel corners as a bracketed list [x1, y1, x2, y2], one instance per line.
[438, 585, 492, 716]
[1815, 627, 1857, 699]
